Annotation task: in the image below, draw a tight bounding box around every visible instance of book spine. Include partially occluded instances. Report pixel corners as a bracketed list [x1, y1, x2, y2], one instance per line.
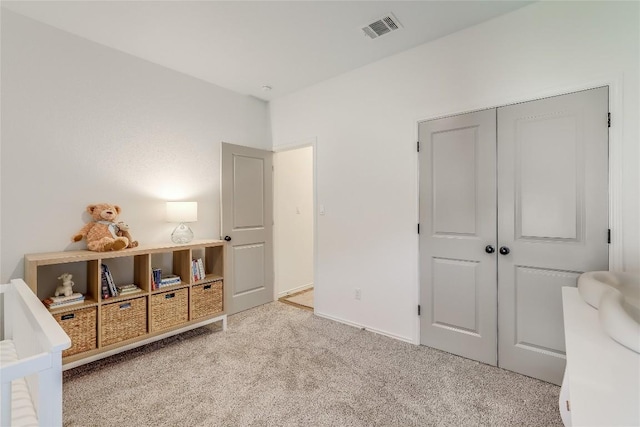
[46, 297, 85, 308]
[158, 279, 182, 287]
[152, 268, 161, 291]
[104, 264, 118, 297]
[47, 301, 83, 307]
[49, 293, 83, 303]
[101, 264, 110, 299]
[192, 259, 199, 282]
[110, 270, 117, 297]
[197, 258, 206, 280]
[118, 289, 141, 295]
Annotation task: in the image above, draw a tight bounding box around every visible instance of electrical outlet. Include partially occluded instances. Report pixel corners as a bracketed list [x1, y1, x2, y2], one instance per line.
[355, 288, 361, 300]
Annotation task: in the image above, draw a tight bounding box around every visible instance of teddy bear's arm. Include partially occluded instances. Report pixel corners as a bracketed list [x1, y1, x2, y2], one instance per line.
[72, 223, 94, 242]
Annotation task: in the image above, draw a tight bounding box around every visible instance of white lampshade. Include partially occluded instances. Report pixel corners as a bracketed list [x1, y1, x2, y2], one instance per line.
[166, 201, 198, 223]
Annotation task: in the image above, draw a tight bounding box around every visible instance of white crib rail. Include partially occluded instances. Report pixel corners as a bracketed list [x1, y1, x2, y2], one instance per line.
[1, 279, 71, 427]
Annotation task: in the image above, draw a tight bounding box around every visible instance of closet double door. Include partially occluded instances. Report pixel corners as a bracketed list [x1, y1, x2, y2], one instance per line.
[418, 87, 609, 385]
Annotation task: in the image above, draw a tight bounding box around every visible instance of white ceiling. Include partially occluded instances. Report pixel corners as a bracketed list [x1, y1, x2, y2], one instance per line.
[2, 1, 533, 101]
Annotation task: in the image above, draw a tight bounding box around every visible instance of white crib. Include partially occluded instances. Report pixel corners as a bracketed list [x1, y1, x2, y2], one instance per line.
[0, 279, 71, 427]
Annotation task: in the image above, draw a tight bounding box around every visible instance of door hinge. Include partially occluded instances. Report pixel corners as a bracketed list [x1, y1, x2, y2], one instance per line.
[417, 141, 420, 152]
[608, 228, 611, 244]
[417, 223, 420, 234]
[418, 305, 421, 316]
[608, 112, 611, 128]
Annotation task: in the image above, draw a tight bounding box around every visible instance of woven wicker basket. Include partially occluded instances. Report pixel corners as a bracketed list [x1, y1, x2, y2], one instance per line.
[191, 280, 223, 320]
[53, 307, 97, 357]
[151, 288, 188, 331]
[101, 297, 147, 347]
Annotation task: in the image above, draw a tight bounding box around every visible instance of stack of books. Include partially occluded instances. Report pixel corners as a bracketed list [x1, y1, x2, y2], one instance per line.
[192, 258, 206, 282]
[101, 264, 118, 298]
[151, 267, 183, 290]
[157, 274, 182, 288]
[43, 293, 85, 309]
[151, 268, 162, 290]
[117, 284, 142, 296]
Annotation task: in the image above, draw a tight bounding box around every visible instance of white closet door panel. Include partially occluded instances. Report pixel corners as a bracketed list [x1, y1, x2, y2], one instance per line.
[419, 108, 497, 366]
[498, 87, 609, 385]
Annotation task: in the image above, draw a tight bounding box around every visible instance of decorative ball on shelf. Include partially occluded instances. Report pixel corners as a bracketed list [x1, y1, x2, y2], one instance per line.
[55, 273, 75, 297]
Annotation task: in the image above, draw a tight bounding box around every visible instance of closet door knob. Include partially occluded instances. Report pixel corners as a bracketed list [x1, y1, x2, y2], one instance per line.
[499, 246, 510, 255]
[485, 245, 495, 254]
[224, 236, 231, 242]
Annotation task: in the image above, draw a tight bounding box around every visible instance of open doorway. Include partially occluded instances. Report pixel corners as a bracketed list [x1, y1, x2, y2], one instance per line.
[273, 143, 315, 311]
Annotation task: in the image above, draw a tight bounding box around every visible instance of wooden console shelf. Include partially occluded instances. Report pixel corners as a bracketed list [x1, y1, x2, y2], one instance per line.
[24, 240, 226, 369]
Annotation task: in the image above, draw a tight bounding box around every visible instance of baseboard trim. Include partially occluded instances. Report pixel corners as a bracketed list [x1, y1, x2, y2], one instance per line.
[314, 311, 414, 344]
[277, 283, 313, 298]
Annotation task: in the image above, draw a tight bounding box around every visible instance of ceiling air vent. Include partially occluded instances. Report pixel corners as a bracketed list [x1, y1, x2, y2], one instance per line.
[361, 13, 402, 39]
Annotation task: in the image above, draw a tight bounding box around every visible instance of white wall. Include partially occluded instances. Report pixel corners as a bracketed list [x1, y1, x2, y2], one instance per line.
[270, 1, 640, 342]
[0, 10, 271, 282]
[273, 146, 314, 296]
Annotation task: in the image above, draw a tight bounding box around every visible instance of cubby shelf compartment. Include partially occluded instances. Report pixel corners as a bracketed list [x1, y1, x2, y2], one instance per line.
[24, 239, 227, 369]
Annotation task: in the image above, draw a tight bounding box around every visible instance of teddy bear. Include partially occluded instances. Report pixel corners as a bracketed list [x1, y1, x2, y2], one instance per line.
[55, 273, 75, 297]
[72, 203, 132, 251]
[116, 221, 139, 248]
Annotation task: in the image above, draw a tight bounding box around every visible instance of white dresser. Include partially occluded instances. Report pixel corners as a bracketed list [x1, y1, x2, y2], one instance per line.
[561, 287, 640, 426]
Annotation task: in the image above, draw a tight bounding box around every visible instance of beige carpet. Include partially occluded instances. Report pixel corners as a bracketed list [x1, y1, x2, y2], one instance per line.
[279, 287, 314, 310]
[62, 302, 562, 426]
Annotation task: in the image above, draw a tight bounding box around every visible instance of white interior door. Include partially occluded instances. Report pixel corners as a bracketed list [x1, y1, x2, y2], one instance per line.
[221, 142, 274, 314]
[419, 108, 498, 366]
[497, 87, 609, 384]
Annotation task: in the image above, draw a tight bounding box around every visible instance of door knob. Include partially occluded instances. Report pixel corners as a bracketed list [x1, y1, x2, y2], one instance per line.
[224, 236, 231, 242]
[485, 245, 495, 254]
[499, 246, 510, 255]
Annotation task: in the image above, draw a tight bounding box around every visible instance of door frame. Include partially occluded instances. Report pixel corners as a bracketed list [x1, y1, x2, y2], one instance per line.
[272, 137, 318, 311]
[414, 75, 624, 344]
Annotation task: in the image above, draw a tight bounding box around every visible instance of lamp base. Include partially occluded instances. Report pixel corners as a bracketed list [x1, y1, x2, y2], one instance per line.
[171, 223, 194, 244]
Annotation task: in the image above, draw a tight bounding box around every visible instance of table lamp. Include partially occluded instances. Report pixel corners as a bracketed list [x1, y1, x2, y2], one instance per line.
[166, 201, 197, 244]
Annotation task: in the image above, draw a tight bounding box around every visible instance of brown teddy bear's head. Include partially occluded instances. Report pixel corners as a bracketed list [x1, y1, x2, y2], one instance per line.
[87, 203, 121, 222]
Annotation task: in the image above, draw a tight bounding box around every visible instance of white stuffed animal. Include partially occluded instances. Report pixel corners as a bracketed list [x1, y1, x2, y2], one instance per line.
[55, 273, 75, 297]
